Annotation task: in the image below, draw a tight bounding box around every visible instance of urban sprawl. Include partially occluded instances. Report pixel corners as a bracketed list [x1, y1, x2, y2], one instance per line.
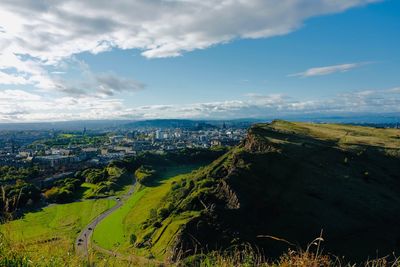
[0, 124, 247, 183]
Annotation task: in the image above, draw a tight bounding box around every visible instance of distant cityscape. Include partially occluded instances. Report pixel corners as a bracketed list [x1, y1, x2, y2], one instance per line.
[1, 119, 400, 186]
[0, 120, 248, 183]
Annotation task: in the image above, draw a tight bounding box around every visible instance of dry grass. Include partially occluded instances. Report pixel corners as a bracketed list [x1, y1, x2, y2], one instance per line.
[176, 232, 400, 267]
[2, 231, 400, 267]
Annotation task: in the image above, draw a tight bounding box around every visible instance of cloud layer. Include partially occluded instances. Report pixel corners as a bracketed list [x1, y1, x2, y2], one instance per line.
[0, 0, 378, 61]
[0, 0, 378, 90]
[0, 0, 383, 122]
[1, 87, 399, 122]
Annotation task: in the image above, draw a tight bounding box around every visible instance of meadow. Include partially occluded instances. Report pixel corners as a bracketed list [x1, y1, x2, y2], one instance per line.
[92, 164, 201, 258]
[0, 198, 116, 265]
[267, 120, 400, 148]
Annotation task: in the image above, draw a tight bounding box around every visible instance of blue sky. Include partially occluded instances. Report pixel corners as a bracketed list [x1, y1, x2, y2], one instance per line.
[0, 0, 399, 122]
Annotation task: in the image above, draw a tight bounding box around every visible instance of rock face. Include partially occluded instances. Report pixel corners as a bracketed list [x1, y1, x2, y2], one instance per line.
[168, 121, 400, 262]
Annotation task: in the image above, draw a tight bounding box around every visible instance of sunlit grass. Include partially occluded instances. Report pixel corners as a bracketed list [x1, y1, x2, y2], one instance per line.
[92, 164, 202, 258]
[0, 198, 115, 265]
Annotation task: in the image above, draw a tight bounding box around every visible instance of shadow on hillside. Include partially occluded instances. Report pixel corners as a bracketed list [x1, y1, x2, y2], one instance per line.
[178, 126, 400, 263]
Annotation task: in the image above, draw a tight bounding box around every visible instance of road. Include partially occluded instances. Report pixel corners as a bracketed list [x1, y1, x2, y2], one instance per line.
[75, 180, 136, 258]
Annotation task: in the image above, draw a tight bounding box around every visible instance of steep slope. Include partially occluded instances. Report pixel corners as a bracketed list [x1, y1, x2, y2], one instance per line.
[136, 121, 400, 262]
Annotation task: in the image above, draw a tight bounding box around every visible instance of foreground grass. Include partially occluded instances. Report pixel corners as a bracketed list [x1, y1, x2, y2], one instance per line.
[179, 249, 400, 267]
[0, 198, 116, 265]
[92, 164, 202, 258]
[2, 238, 399, 267]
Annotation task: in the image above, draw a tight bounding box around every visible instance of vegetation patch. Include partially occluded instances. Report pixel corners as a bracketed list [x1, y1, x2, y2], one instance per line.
[92, 164, 203, 258]
[0, 198, 115, 265]
[135, 165, 157, 185]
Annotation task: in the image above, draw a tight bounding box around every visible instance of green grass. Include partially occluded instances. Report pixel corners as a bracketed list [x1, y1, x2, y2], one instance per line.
[92, 188, 146, 250]
[150, 210, 201, 257]
[0, 198, 116, 264]
[80, 171, 134, 199]
[92, 164, 202, 257]
[58, 133, 77, 138]
[267, 120, 400, 148]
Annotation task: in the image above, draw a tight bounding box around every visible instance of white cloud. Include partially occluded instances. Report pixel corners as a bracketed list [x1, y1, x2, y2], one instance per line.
[95, 73, 145, 96]
[0, 71, 30, 85]
[289, 62, 370, 77]
[1, 87, 399, 122]
[0, 0, 378, 90]
[0, 89, 125, 122]
[54, 71, 145, 96]
[0, 0, 387, 122]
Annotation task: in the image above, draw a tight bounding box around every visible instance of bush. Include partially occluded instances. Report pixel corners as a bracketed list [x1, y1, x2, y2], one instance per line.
[135, 166, 157, 185]
[1, 182, 41, 214]
[130, 234, 137, 245]
[43, 187, 74, 203]
[82, 168, 108, 184]
[158, 207, 169, 220]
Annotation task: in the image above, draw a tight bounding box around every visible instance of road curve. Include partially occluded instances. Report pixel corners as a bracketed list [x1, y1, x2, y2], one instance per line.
[75, 180, 136, 258]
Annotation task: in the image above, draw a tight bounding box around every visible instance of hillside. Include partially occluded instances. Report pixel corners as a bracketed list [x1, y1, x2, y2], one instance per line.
[137, 120, 400, 262]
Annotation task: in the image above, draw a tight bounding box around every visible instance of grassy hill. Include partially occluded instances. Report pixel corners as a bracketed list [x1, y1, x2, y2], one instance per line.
[92, 164, 201, 256]
[0, 198, 116, 265]
[135, 120, 400, 262]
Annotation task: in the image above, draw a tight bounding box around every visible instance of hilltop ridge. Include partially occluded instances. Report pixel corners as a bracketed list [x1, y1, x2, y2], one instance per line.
[136, 120, 400, 262]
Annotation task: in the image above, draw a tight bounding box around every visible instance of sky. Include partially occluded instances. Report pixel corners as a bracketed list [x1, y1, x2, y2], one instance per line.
[0, 0, 399, 122]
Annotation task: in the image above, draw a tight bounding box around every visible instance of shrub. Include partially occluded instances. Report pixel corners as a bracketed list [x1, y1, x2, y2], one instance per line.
[135, 166, 157, 185]
[43, 187, 73, 203]
[130, 234, 137, 245]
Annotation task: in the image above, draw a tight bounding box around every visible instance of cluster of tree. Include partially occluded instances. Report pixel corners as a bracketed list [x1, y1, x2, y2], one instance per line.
[0, 180, 41, 217]
[81, 168, 109, 184]
[43, 178, 81, 203]
[76, 164, 127, 198]
[166, 148, 227, 164]
[42, 164, 127, 203]
[119, 148, 227, 173]
[79, 165, 123, 183]
[29, 134, 107, 149]
[134, 166, 157, 185]
[0, 166, 40, 182]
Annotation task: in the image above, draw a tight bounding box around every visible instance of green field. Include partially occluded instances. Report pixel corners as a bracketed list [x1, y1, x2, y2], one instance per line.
[0, 198, 116, 264]
[92, 164, 201, 256]
[267, 120, 400, 148]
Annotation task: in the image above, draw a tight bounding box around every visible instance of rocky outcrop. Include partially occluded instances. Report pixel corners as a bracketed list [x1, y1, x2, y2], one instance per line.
[243, 129, 280, 153]
[217, 180, 240, 209]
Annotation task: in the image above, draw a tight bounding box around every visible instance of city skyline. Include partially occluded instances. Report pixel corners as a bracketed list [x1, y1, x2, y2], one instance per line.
[0, 0, 399, 122]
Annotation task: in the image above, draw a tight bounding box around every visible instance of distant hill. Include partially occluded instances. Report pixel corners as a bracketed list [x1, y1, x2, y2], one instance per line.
[140, 120, 400, 262]
[124, 119, 260, 129]
[0, 118, 260, 131]
[124, 119, 215, 129]
[0, 115, 398, 131]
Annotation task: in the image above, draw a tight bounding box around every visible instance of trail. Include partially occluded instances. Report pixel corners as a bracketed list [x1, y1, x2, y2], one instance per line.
[75, 181, 136, 258]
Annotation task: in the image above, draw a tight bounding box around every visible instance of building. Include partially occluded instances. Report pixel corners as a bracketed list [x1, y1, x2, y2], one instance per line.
[211, 140, 222, 147]
[34, 155, 79, 168]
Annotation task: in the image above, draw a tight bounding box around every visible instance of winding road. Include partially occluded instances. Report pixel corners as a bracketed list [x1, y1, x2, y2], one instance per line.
[75, 180, 136, 258]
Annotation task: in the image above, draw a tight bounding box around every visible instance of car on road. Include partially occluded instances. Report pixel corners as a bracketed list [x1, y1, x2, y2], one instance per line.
[88, 227, 92, 230]
[78, 239, 83, 242]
